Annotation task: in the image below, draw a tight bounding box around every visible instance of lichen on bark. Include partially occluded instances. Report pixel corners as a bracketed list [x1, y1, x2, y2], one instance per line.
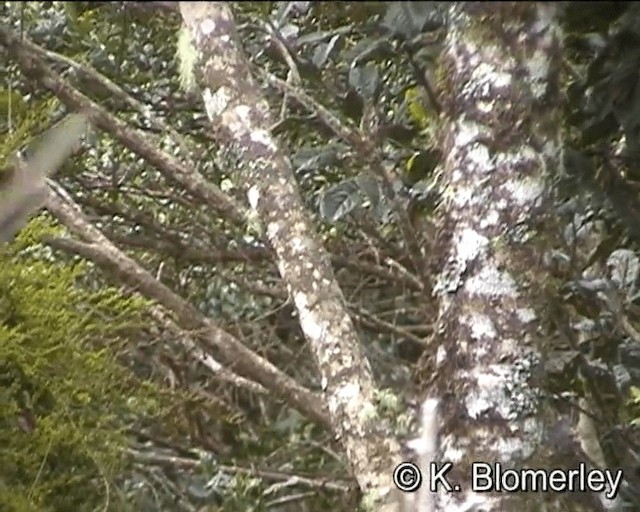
[421, 4, 606, 510]
[179, 2, 403, 508]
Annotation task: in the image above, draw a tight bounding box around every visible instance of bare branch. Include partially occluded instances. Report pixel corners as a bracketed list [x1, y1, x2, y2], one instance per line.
[43, 184, 330, 428]
[0, 25, 246, 225]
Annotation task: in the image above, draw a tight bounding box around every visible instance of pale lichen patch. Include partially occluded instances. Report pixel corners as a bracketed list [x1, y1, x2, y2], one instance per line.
[495, 145, 537, 167]
[203, 86, 232, 118]
[465, 265, 518, 297]
[502, 177, 545, 206]
[493, 431, 537, 461]
[294, 292, 326, 342]
[443, 492, 494, 512]
[229, 104, 252, 133]
[500, 337, 517, 354]
[456, 228, 489, 262]
[494, 198, 508, 210]
[441, 441, 465, 463]
[465, 365, 510, 419]
[298, 311, 324, 342]
[479, 210, 500, 228]
[468, 144, 492, 170]
[247, 185, 260, 209]
[477, 100, 494, 112]
[491, 71, 512, 89]
[467, 313, 497, 340]
[464, 62, 510, 98]
[454, 120, 481, 147]
[452, 185, 474, 207]
[250, 128, 277, 150]
[335, 381, 360, 401]
[515, 308, 536, 323]
[293, 290, 310, 310]
[200, 18, 216, 36]
[465, 390, 493, 419]
[266, 220, 281, 239]
[234, 104, 251, 121]
[526, 50, 551, 100]
[291, 235, 314, 254]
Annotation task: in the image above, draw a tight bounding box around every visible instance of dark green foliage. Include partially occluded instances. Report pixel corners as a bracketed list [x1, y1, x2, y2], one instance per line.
[564, 3, 640, 156]
[549, 9, 640, 506]
[348, 62, 381, 102]
[382, 2, 444, 40]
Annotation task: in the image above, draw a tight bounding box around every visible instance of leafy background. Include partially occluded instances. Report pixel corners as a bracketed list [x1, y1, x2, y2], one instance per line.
[3, 1, 640, 510]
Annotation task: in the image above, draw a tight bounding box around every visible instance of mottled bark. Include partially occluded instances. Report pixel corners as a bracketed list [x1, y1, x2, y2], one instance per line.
[424, 4, 605, 511]
[179, 2, 402, 507]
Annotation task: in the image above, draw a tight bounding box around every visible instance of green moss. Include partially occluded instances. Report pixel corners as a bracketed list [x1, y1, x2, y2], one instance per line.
[0, 218, 161, 511]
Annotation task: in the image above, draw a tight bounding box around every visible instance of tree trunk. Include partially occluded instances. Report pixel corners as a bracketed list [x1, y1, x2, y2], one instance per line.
[179, 2, 403, 508]
[423, 3, 608, 510]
